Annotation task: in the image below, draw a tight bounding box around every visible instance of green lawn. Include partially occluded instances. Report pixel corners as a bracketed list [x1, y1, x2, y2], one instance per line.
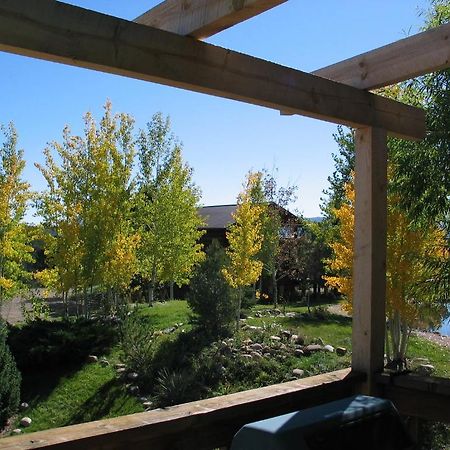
[7, 299, 450, 436]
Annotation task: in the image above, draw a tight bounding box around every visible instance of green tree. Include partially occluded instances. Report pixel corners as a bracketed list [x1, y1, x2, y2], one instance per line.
[0, 123, 33, 308]
[36, 102, 138, 315]
[0, 321, 21, 427]
[188, 240, 235, 338]
[135, 113, 204, 302]
[223, 172, 264, 329]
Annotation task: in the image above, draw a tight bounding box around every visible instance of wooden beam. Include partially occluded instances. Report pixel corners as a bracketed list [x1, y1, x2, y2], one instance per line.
[352, 127, 388, 394]
[377, 373, 450, 423]
[135, 0, 288, 39]
[0, 0, 425, 140]
[313, 22, 450, 90]
[0, 369, 363, 450]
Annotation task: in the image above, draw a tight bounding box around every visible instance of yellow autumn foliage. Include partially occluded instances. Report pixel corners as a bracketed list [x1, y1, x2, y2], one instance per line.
[223, 172, 264, 289]
[324, 177, 447, 326]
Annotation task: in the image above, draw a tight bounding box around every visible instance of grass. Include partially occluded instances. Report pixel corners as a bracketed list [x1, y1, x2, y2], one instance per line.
[19, 356, 143, 434]
[5, 298, 450, 437]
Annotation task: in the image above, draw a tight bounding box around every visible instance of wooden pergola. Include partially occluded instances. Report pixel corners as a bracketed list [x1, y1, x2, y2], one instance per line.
[0, 1, 449, 448]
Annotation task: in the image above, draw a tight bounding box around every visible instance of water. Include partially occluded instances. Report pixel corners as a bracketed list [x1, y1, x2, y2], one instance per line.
[438, 316, 450, 336]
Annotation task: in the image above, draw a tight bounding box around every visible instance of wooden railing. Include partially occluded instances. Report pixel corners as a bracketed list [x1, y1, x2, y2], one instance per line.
[377, 373, 450, 423]
[0, 369, 363, 450]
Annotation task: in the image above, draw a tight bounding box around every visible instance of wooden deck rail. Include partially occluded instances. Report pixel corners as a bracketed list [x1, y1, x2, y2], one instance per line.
[0, 369, 363, 450]
[376, 373, 450, 423]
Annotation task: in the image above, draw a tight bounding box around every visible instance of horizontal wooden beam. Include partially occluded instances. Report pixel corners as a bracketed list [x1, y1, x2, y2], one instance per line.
[0, 0, 425, 140]
[313, 22, 450, 90]
[135, 0, 287, 39]
[0, 369, 362, 450]
[377, 373, 450, 423]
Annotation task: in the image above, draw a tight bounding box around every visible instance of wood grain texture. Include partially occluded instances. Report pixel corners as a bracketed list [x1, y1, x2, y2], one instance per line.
[313, 22, 450, 90]
[135, 0, 287, 39]
[377, 373, 450, 423]
[0, 0, 425, 140]
[352, 127, 388, 394]
[0, 369, 363, 450]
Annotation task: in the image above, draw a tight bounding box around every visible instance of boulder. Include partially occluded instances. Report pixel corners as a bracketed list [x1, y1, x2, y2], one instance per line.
[304, 344, 323, 354]
[323, 345, 335, 353]
[292, 369, 305, 378]
[417, 364, 435, 376]
[294, 349, 304, 357]
[249, 343, 263, 352]
[20, 417, 32, 428]
[281, 330, 292, 339]
[270, 335, 281, 341]
[336, 347, 347, 356]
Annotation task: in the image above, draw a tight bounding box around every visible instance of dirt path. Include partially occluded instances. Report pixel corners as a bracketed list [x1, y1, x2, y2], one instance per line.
[0, 297, 26, 324]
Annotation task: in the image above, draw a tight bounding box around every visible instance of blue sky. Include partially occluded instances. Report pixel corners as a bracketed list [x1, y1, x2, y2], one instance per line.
[0, 0, 430, 220]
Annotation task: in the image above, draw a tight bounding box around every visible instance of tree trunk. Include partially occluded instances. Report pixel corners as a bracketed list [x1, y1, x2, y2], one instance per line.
[236, 287, 243, 331]
[169, 281, 174, 300]
[272, 271, 278, 307]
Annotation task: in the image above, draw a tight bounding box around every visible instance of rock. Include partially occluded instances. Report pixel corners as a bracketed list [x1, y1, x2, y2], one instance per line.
[20, 417, 32, 427]
[139, 396, 148, 403]
[116, 367, 127, 375]
[250, 351, 262, 359]
[294, 335, 305, 345]
[285, 312, 296, 318]
[247, 325, 263, 331]
[323, 345, 335, 353]
[163, 327, 176, 334]
[243, 338, 253, 345]
[336, 347, 347, 356]
[417, 364, 435, 376]
[12, 429, 22, 435]
[249, 343, 263, 352]
[312, 337, 324, 346]
[281, 330, 292, 339]
[20, 402, 29, 411]
[87, 355, 98, 363]
[304, 344, 323, 354]
[242, 354, 253, 359]
[273, 309, 282, 315]
[294, 349, 304, 357]
[100, 359, 110, 367]
[263, 352, 271, 358]
[247, 316, 254, 320]
[270, 335, 281, 341]
[292, 369, 305, 378]
[114, 363, 126, 369]
[128, 385, 140, 395]
[142, 401, 153, 409]
[127, 372, 139, 381]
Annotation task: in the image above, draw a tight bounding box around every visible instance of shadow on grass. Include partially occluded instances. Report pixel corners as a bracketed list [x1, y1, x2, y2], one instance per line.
[62, 379, 134, 426]
[8, 319, 119, 408]
[283, 312, 352, 328]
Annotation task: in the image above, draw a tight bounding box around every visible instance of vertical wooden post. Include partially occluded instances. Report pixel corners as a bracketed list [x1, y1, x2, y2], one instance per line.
[352, 127, 388, 393]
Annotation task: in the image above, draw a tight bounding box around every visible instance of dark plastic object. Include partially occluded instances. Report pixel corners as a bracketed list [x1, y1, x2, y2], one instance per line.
[230, 395, 414, 450]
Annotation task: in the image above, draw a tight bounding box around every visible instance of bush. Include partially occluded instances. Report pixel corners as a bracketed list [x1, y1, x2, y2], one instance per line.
[0, 321, 21, 427]
[120, 310, 156, 384]
[188, 240, 235, 338]
[8, 318, 118, 372]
